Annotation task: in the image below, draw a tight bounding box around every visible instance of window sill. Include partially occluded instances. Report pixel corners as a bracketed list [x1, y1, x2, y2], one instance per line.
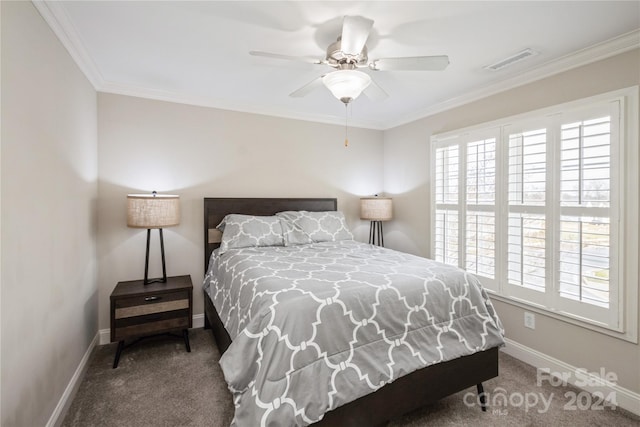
[487, 291, 638, 344]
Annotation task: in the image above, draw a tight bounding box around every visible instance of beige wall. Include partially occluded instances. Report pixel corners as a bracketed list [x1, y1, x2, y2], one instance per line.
[97, 93, 384, 330]
[1, 2, 98, 426]
[383, 49, 640, 393]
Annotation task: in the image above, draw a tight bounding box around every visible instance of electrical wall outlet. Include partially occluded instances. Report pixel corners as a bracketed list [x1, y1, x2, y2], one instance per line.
[524, 311, 536, 329]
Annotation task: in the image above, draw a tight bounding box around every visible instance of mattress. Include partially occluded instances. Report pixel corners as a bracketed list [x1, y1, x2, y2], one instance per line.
[203, 240, 505, 426]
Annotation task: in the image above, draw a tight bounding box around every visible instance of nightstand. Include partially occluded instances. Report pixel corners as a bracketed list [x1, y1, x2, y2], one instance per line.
[110, 275, 193, 368]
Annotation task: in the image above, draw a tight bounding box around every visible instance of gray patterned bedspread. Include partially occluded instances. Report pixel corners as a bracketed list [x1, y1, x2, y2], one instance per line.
[203, 240, 504, 426]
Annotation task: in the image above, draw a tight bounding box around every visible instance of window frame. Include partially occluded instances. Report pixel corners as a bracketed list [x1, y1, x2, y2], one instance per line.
[430, 86, 638, 343]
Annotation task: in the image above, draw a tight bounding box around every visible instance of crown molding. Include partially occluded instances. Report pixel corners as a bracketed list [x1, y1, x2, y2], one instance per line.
[32, 1, 105, 89]
[99, 80, 386, 130]
[34, 0, 638, 131]
[384, 29, 640, 130]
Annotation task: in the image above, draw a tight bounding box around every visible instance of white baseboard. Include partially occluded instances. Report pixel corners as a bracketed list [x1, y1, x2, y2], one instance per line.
[192, 313, 205, 329]
[502, 338, 640, 416]
[46, 332, 99, 427]
[99, 328, 109, 345]
[98, 313, 205, 345]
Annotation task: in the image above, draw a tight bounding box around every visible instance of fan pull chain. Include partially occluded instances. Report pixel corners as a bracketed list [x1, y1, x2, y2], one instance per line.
[344, 103, 349, 147]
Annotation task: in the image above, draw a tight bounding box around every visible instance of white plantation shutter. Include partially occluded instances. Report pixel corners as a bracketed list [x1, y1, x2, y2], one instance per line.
[434, 145, 460, 266]
[466, 139, 496, 205]
[558, 217, 610, 307]
[466, 211, 495, 278]
[431, 89, 635, 335]
[560, 116, 611, 208]
[505, 127, 548, 303]
[508, 128, 546, 206]
[435, 145, 459, 205]
[554, 106, 619, 323]
[507, 213, 546, 292]
[434, 209, 459, 266]
[465, 138, 496, 280]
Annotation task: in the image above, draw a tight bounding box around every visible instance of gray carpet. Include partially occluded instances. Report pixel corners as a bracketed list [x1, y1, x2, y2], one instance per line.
[62, 329, 639, 426]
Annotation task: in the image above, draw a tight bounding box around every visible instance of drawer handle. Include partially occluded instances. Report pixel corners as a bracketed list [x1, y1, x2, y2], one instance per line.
[144, 296, 161, 302]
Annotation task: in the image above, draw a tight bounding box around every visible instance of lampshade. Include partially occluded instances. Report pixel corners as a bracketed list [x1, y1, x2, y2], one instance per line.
[127, 193, 180, 229]
[322, 70, 371, 103]
[360, 197, 393, 221]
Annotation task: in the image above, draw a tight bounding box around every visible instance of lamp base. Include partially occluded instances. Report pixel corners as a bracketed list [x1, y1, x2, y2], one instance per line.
[368, 221, 385, 247]
[144, 228, 168, 285]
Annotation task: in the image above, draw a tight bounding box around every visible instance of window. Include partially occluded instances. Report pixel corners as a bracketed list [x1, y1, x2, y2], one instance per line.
[431, 87, 638, 341]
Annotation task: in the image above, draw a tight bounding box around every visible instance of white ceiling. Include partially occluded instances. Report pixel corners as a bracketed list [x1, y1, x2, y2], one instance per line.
[38, 1, 639, 130]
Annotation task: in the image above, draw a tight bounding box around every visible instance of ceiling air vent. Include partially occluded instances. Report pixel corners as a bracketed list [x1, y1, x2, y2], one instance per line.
[484, 48, 539, 71]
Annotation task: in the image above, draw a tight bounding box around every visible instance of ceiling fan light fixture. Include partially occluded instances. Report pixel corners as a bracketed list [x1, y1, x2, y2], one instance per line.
[322, 70, 371, 104]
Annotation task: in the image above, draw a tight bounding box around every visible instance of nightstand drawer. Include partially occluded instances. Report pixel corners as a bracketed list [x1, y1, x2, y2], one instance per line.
[114, 291, 189, 319]
[113, 310, 190, 341]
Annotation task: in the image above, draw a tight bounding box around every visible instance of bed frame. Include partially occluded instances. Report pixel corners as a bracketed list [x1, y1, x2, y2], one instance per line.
[202, 197, 497, 426]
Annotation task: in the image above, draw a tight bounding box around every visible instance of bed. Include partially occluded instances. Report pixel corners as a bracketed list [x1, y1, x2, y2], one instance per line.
[202, 197, 504, 426]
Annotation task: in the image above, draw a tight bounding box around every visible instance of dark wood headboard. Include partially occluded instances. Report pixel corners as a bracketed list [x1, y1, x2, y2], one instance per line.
[203, 198, 338, 272]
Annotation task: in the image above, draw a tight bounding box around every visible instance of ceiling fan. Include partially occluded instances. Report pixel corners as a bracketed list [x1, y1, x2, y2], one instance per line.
[250, 15, 450, 105]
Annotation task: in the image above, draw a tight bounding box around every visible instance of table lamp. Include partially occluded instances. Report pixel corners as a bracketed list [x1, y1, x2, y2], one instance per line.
[127, 191, 180, 285]
[360, 196, 393, 247]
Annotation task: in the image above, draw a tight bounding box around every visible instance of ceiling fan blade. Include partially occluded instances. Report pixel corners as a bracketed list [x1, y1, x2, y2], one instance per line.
[289, 76, 325, 97]
[363, 79, 388, 101]
[250, 51, 322, 65]
[341, 16, 374, 56]
[369, 55, 450, 71]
